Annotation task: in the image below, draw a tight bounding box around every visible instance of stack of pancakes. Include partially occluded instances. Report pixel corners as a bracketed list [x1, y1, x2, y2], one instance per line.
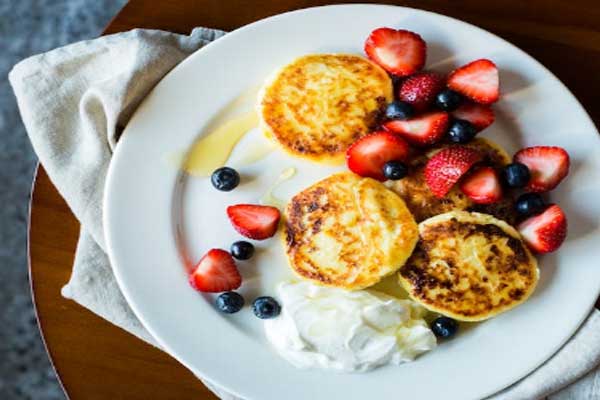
[259, 54, 538, 321]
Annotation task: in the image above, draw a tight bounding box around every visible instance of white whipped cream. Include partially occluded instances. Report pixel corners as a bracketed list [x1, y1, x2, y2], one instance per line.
[264, 281, 436, 372]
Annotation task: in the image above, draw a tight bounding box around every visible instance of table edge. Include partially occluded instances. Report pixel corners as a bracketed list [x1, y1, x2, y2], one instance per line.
[27, 164, 74, 400]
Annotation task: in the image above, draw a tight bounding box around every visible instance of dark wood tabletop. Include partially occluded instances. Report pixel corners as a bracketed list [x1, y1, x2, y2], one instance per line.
[29, 1, 600, 399]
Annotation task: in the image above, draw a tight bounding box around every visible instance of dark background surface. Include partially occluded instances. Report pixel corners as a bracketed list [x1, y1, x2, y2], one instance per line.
[0, 1, 126, 398]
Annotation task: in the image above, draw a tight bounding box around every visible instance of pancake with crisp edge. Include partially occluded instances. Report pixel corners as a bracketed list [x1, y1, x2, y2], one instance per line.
[399, 211, 539, 321]
[259, 54, 393, 163]
[285, 172, 418, 290]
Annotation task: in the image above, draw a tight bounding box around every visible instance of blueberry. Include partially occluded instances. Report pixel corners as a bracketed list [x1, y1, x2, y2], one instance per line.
[385, 101, 414, 120]
[252, 296, 281, 319]
[447, 119, 477, 143]
[211, 167, 240, 191]
[382, 160, 408, 180]
[502, 163, 530, 188]
[230, 241, 254, 260]
[515, 193, 545, 217]
[431, 316, 458, 339]
[435, 89, 463, 111]
[215, 292, 245, 314]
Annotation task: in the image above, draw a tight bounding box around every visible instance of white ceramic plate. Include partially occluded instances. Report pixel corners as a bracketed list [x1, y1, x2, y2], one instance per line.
[105, 5, 600, 400]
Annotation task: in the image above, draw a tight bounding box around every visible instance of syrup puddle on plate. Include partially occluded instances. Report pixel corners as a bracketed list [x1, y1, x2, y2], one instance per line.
[260, 167, 297, 208]
[182, 110, 259, 176]
[233, 138, 276, 167]
[171, 84, 284, 175]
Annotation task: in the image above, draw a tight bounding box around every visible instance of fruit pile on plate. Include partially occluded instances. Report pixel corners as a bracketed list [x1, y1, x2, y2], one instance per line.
[347, 27, 569, 254]
[186, 27, 570, 325]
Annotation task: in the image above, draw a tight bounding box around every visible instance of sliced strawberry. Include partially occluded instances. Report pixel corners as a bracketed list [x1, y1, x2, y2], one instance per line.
[398, 72, 445, 112]
[514, 146, 570, 192]
[227, 204, 281, 240]
[383, 111, 449, 147]
[346, 131, 410, 181]
[364, 28, 426, 76]
[424, 146, 482, 198]
[447, 59, 499, 104]
[189, 249, 241, 292]
[518, 204, 567, 253]
[459, 166, 503, 204]
[452, 102, 495, 131]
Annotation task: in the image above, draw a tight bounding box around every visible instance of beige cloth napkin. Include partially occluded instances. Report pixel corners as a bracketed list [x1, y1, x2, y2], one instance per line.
[9, 27, 600, 400]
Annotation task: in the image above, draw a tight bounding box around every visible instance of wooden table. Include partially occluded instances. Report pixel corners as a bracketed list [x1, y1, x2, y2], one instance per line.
[29, 1, 600, 399]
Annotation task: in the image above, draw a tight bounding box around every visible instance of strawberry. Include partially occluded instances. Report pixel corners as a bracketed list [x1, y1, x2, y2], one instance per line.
[518, 204, 567, 253]
[447, 59, 499, 104]
[398, 72, 445, 112]
[364, 28, 426, 76]
[452, 102, 495, 131]
[459, 166, 503, 204]
[346, 131, 410, 181]
[383, 111, 449, 146]
[514, 146, 570, 192]
[227, 204, 281, 240]
[189, 249, 241, 292]
[424, 146, 482, 198]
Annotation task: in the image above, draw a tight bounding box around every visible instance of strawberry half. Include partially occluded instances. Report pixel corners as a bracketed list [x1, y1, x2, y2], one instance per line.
[189, 249, 242, 292]
[227, 204, 281, 240]
[398, 72, 445, 112]
[452, 102, 495, 131]
[383, 111, 449, 147]
[447, 59, 499, 104]
[514, 146, 570, 193]
[424, 145, 482, 198]
[364, 28, 426, 76]
[459, 166, 503, 204]
[346, 131, 410, 181]
[518, 204, 567, 253]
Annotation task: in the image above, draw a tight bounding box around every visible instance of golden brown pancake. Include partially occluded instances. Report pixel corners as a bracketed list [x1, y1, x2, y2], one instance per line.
[398, 211, 539, 321]
[390, 138, 516, 224]
[258, 54, 393, 163]
[284, 172, 418, 290]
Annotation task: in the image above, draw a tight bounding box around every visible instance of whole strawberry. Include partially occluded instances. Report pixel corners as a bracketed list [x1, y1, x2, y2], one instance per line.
[398, 72, 445, 112]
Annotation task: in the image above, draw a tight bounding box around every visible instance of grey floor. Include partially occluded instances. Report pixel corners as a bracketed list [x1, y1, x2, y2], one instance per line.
[0, 1, 126, 398]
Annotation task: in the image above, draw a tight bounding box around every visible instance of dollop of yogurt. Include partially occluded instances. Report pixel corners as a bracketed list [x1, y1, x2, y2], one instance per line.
[264, 281, 436, 372]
